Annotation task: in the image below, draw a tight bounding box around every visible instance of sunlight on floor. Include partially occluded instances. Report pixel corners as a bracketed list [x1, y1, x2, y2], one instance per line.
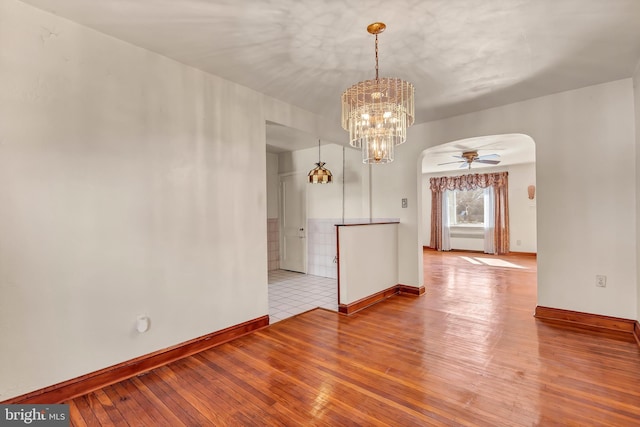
[459, 256, 526, 269]
[460, 256, 482, 265]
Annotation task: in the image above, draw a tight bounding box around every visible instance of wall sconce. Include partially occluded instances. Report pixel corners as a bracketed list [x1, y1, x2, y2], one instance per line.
[527, 185, 535, 200]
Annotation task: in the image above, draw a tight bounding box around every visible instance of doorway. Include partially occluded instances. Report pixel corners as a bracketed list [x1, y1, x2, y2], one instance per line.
[420, 134, 537, 254]
[265, 122, 342, 323]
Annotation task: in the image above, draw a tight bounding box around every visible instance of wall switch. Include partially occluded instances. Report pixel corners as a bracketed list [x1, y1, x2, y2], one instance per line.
[596, 275, 607, 288]
[402, 198, 408, 208]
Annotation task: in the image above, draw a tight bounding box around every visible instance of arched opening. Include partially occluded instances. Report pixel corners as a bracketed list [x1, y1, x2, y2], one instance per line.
[420, 134, 536, 252]
[417, 133, 537, 294]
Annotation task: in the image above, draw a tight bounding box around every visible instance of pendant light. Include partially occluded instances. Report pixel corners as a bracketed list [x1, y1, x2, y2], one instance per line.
[341, 22, 415, 164]
[308, 139, 333, 184]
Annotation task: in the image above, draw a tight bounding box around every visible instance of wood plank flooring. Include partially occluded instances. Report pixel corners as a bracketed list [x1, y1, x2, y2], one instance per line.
[67, 250, 640, 426]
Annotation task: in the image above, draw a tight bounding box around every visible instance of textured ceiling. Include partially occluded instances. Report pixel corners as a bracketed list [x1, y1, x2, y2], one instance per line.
[19, 0, 640, 158]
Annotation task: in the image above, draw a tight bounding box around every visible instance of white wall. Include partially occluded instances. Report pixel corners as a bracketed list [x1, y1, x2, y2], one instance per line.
[373, 78, 637, 319]
[634, 63, 640, 323]
[338, 224, 398, 304]
[0, 0, 329, 400]
[266, 152, 279, 219]
[507, 163, 537, 253]
[421, 162, 537, 253]
[278, 143, 367, 220]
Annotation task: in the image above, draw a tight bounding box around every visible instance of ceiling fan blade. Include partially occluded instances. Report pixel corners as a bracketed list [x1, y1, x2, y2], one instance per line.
[437, 161, 464, 166]
[458, 162, 470, 169]
[477, 153, 500, 160]
[475, 160, 501, 165]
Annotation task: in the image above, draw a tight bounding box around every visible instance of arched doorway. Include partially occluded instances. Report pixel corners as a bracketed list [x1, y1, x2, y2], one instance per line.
[419, 133, 537, 254]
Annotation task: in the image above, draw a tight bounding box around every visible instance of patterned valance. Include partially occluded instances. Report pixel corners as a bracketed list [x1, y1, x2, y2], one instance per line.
[429, 172, 508, 192]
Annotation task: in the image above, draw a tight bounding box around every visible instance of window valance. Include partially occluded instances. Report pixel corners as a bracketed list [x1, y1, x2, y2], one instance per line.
[429, 172, 508, 192]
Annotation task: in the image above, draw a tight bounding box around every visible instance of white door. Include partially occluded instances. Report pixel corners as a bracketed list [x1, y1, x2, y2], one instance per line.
[280, 173, 306, 273]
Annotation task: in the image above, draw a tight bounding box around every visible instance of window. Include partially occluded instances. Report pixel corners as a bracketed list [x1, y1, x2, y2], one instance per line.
[447, 188, 484, 226]
[430, 172, 509, 254]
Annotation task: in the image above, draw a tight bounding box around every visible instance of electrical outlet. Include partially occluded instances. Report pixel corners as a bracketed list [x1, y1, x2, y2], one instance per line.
[596, 275, 607, 288]
[402, 198, 408, 208]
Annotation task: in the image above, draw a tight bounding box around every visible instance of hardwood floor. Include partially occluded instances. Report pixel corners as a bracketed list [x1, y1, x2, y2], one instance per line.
[67, 250, 640, 426]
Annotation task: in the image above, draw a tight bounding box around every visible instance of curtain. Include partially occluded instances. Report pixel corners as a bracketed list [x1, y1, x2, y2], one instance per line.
[442, 190, 451, 251]
[429, 172, 509, 254]
[494, 176, 510, 254]
[483, 186, 495, 254]
[430, 185, 443, 250]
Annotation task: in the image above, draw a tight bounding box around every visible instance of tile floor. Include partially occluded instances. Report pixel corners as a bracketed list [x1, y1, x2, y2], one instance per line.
[268, 269, 338, 323]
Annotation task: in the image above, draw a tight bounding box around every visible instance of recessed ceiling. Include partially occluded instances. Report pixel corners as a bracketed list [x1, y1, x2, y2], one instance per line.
[20, 0, 640, 134]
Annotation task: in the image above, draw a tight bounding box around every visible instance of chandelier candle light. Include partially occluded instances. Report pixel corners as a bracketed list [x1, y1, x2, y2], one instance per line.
[308, 139, 333, 184]
[341, 22, 415, 164]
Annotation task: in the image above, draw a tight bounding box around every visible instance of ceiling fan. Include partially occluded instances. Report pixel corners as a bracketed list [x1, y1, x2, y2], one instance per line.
[438, 150, 501, 169]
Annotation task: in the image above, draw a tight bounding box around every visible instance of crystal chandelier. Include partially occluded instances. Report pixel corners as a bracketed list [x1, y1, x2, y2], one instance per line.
[308, 139, 333, 184]
[341, 22, 415, 164]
